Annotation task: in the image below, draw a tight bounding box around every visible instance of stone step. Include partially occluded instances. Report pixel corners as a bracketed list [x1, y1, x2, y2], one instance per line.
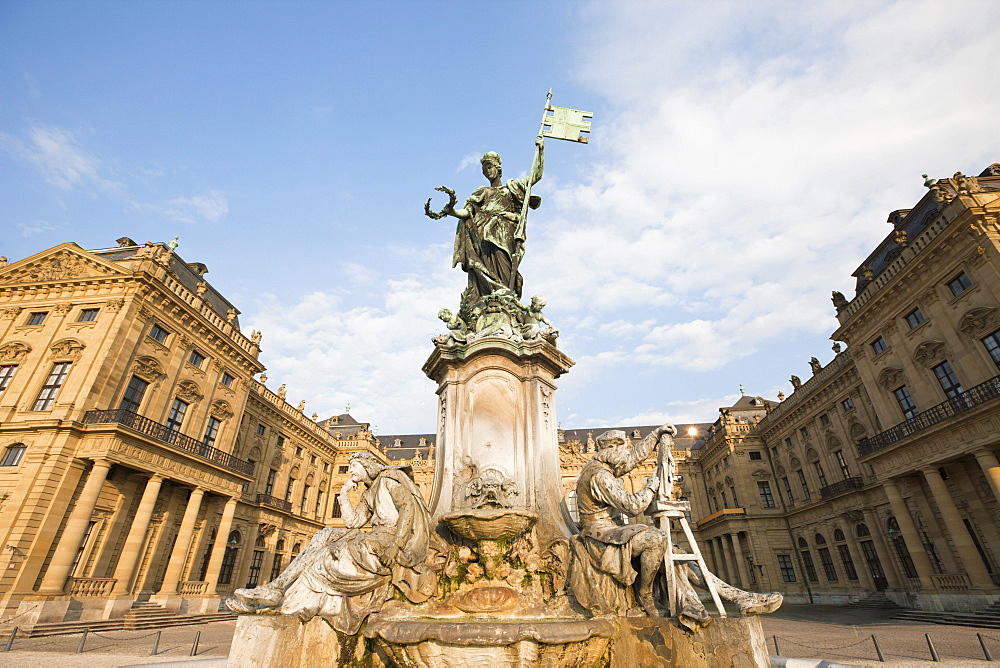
[0, 612, 236, 638]
[895, 609, 1000, 630]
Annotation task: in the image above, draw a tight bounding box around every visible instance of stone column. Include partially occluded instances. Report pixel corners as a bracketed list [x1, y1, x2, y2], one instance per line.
[157, 488, 204, 594]
[205, 497, 238, 595]
[974, 449, 1000, 504]
[718, 535, 736, 585]
[705, 537, 720, 577]
[861, 508, 899, 587]
[881, 479, 934, 588]
[921, 467, 993, 587]
[837, 520, 873, 590]
[38, 460, 112, 595]
[111, 474, 165, 595]
[729, 532, 750, 588]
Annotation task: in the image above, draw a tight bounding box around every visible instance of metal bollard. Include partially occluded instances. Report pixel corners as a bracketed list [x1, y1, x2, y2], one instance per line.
[3, 627, 17, 652]
[151, 629, 161, 656]
[978, 633, 993, 661]
[772, 634, 780, 656]
[871, 634, 885, 662]
[925, 633, 939, 662]
[76, 628, 90, 654]
[190, 629, 201, 656]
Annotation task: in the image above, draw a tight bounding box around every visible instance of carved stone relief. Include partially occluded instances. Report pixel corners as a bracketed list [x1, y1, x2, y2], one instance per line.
[912, 340, 946, 367]
[751, 469, 771, 480]
[176, 380, 203, 403]
[49, 338, 85, 360]
[0, 342, 31, 363]
[210, 399, 234, 420]
[133, 356, 164, 382]
[0, 250, 113, 284]
[877, 367, 906, 390]
[105, 297, 125, 311]
[1, 307, 23, 319]
[958, 307, 999, 339]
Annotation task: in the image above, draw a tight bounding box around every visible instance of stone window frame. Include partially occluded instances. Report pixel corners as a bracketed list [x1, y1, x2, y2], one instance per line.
[903, 307, 925, 330]
[0, 443, 27, 466]
[31, 361, 72, 411]
[25, 311, 48, 326]
[148, 322, 170, 345]
[947, 270, 973, 298]
[77, 308, 100, 323]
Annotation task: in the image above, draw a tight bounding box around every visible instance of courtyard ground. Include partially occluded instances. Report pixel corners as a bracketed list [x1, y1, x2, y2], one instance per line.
[0, 605, 998, 666]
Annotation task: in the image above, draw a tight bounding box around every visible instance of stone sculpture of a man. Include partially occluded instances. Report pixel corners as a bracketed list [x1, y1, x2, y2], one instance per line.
[436, 139, 544, 312]
[227, 451, 435, 634]
[569, 426, 782, 631]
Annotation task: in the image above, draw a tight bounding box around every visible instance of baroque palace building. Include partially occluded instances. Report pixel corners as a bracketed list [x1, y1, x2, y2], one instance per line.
[0, 238, 386, 625]
[2, 162, 999, 624]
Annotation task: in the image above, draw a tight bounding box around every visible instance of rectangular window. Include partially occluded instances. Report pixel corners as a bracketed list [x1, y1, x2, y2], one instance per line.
[256, 423, 266, 436]
[729, 486, 739, 507]
[894, 385, 918, 419]
[814, 462, 828, 488]
[188, 349, 206, 368]
[757, 481, 775, 508]
[837, 544, 859, 580]
[799, 427, 809, 439]
[904, 308, 925, 329]
[77, 308, 100, 322]
[871, 336, 887, 355]
[203, 417, 222, 448]
[835, 451, 851, 479]
[221, 371, 235, 387]
[932, 361, 964, 400]
[32, 361, 71, 411]
[0, 365, 18, 395]
[782, 477, 794, 504]
[284, 478, 295, 502]
[841, 398, 854, 412]
[276, 434, 285, 446]
[118, 375, 149, 414]
[777, 555, 796, 582]
[801, 550, 819, 582]
[819, 413, 831, 427]
[265, 469, 277, 496]
[149, 323, 170, 343]
[339, 465, 349, 474]
[748, 451, 762, 461]
[982, 329, 1000, 368]
[315, 489, 324, 517]
[310, 454, 317, 465]
[300, 484, 310, 514]
[218, 546, 238, 585]
[269, 554, 283, 583]
[295, 446, 303, 457]
[784, 437, 793, 448]
[26, 311, 47, 326]
[165, 398, 189, 434]
[245, 550, 264, 589]
[797, 469, 811, 500]
[818, 547, 838, 581]
[721, 491, 728, 508]
[947, 271, 972, 296]
[1, 444, 27, 466]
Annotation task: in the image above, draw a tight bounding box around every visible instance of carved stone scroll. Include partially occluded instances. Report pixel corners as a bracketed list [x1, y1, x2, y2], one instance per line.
[877, 367, 906, 390]
[958, 307, 999, 339]
[912, 340, 946, 367]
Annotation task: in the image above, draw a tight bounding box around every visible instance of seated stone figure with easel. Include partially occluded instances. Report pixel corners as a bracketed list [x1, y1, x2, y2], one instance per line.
[568, 425, 782, 631]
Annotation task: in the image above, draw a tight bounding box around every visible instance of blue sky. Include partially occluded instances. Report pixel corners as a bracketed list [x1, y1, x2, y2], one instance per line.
[3, 1, 1000, 433]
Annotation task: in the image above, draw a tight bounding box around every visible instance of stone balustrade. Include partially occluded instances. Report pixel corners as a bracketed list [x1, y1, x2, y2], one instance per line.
[179, 580, 208, 596]
[69, 577, 117, 597]
[932, 574, 972, 591]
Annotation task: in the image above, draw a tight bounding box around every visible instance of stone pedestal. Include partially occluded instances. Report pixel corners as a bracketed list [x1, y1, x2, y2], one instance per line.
[422, 337, 574, 544]
[608, 616, 769, 667]
[228, 615, 366, 668]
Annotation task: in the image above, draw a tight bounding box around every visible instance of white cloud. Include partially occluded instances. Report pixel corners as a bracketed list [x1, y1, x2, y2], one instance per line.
[1, 125, 123, 194]
[18, 220, 58, 237]
[156, 190, 229, 223]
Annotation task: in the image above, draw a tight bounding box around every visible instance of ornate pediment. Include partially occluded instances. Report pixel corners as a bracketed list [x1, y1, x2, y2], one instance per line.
[0, 341, 31, 363]
[176, 380, 202, 403]
[0, 245, 125, 285]
[50, 338, 84, 360]
[912, 340, 946, 367]
[877, 367, 905, 390]
[958, 307, 999, 339]
[750, 469, 771, 480]
[849, 421, 868, 440]
[210, 399, 233, 420]
[132, 356, 164, 382]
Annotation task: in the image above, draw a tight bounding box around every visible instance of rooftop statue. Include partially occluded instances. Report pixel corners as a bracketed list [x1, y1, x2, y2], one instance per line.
[426, 138, 544, 317]
[569, 426, 782, 631]
[226, 451, 435, 633]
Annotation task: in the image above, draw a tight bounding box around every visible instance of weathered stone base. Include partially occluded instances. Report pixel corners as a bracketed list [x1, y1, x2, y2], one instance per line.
[228, 614, 368, 668]
[229, 613, 768, 667]
[898, 590, 1000, 612]
[608, 616, 768, 667]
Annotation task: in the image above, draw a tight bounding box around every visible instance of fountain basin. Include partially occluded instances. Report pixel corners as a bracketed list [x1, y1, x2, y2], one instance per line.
[441, 509, 538, 541]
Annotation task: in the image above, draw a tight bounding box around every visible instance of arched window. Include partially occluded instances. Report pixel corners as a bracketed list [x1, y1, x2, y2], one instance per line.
[275, 539, 285, 552]
[797, 537, 809, 548]
[0, 443, 26, 466]
[218, 531, 241, 585]
[856, 523, 870, 537]
[255, 535, 266, 548]
[814, 533, 827, 545]
[332, 497, 342, 518]
[292, 542, 302, 556]
[833, 528, 846, 542]
[887, 517, 919, 578]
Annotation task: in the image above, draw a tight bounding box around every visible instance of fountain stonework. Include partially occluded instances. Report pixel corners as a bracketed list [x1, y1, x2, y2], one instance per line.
[228, 104, 774, 666]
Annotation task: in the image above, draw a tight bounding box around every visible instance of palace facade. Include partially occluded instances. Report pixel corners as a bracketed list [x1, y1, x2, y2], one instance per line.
[2, 162, 998, 623]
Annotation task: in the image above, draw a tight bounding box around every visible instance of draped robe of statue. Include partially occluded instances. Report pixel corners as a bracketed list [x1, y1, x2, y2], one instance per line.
[453, 178, 540, 305]
[269, 467, 434, 634]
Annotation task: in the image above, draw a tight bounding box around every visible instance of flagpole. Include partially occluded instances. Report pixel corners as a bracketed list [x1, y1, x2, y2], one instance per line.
[511, 90, 552, 290]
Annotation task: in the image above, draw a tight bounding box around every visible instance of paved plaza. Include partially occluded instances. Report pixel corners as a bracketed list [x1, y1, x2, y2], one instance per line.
[1, 606, 999, 666]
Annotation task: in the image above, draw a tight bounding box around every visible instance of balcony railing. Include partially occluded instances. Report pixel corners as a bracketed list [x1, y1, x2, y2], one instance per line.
[69, 577, 117, 597]
[696, 507, 746, 528]
[819, 476, 865, 499]
[256, 493, 293, 512]
[179, 581, 208, 596]
[858, 373, 1000, 457]
[84, 408, 254, 476]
